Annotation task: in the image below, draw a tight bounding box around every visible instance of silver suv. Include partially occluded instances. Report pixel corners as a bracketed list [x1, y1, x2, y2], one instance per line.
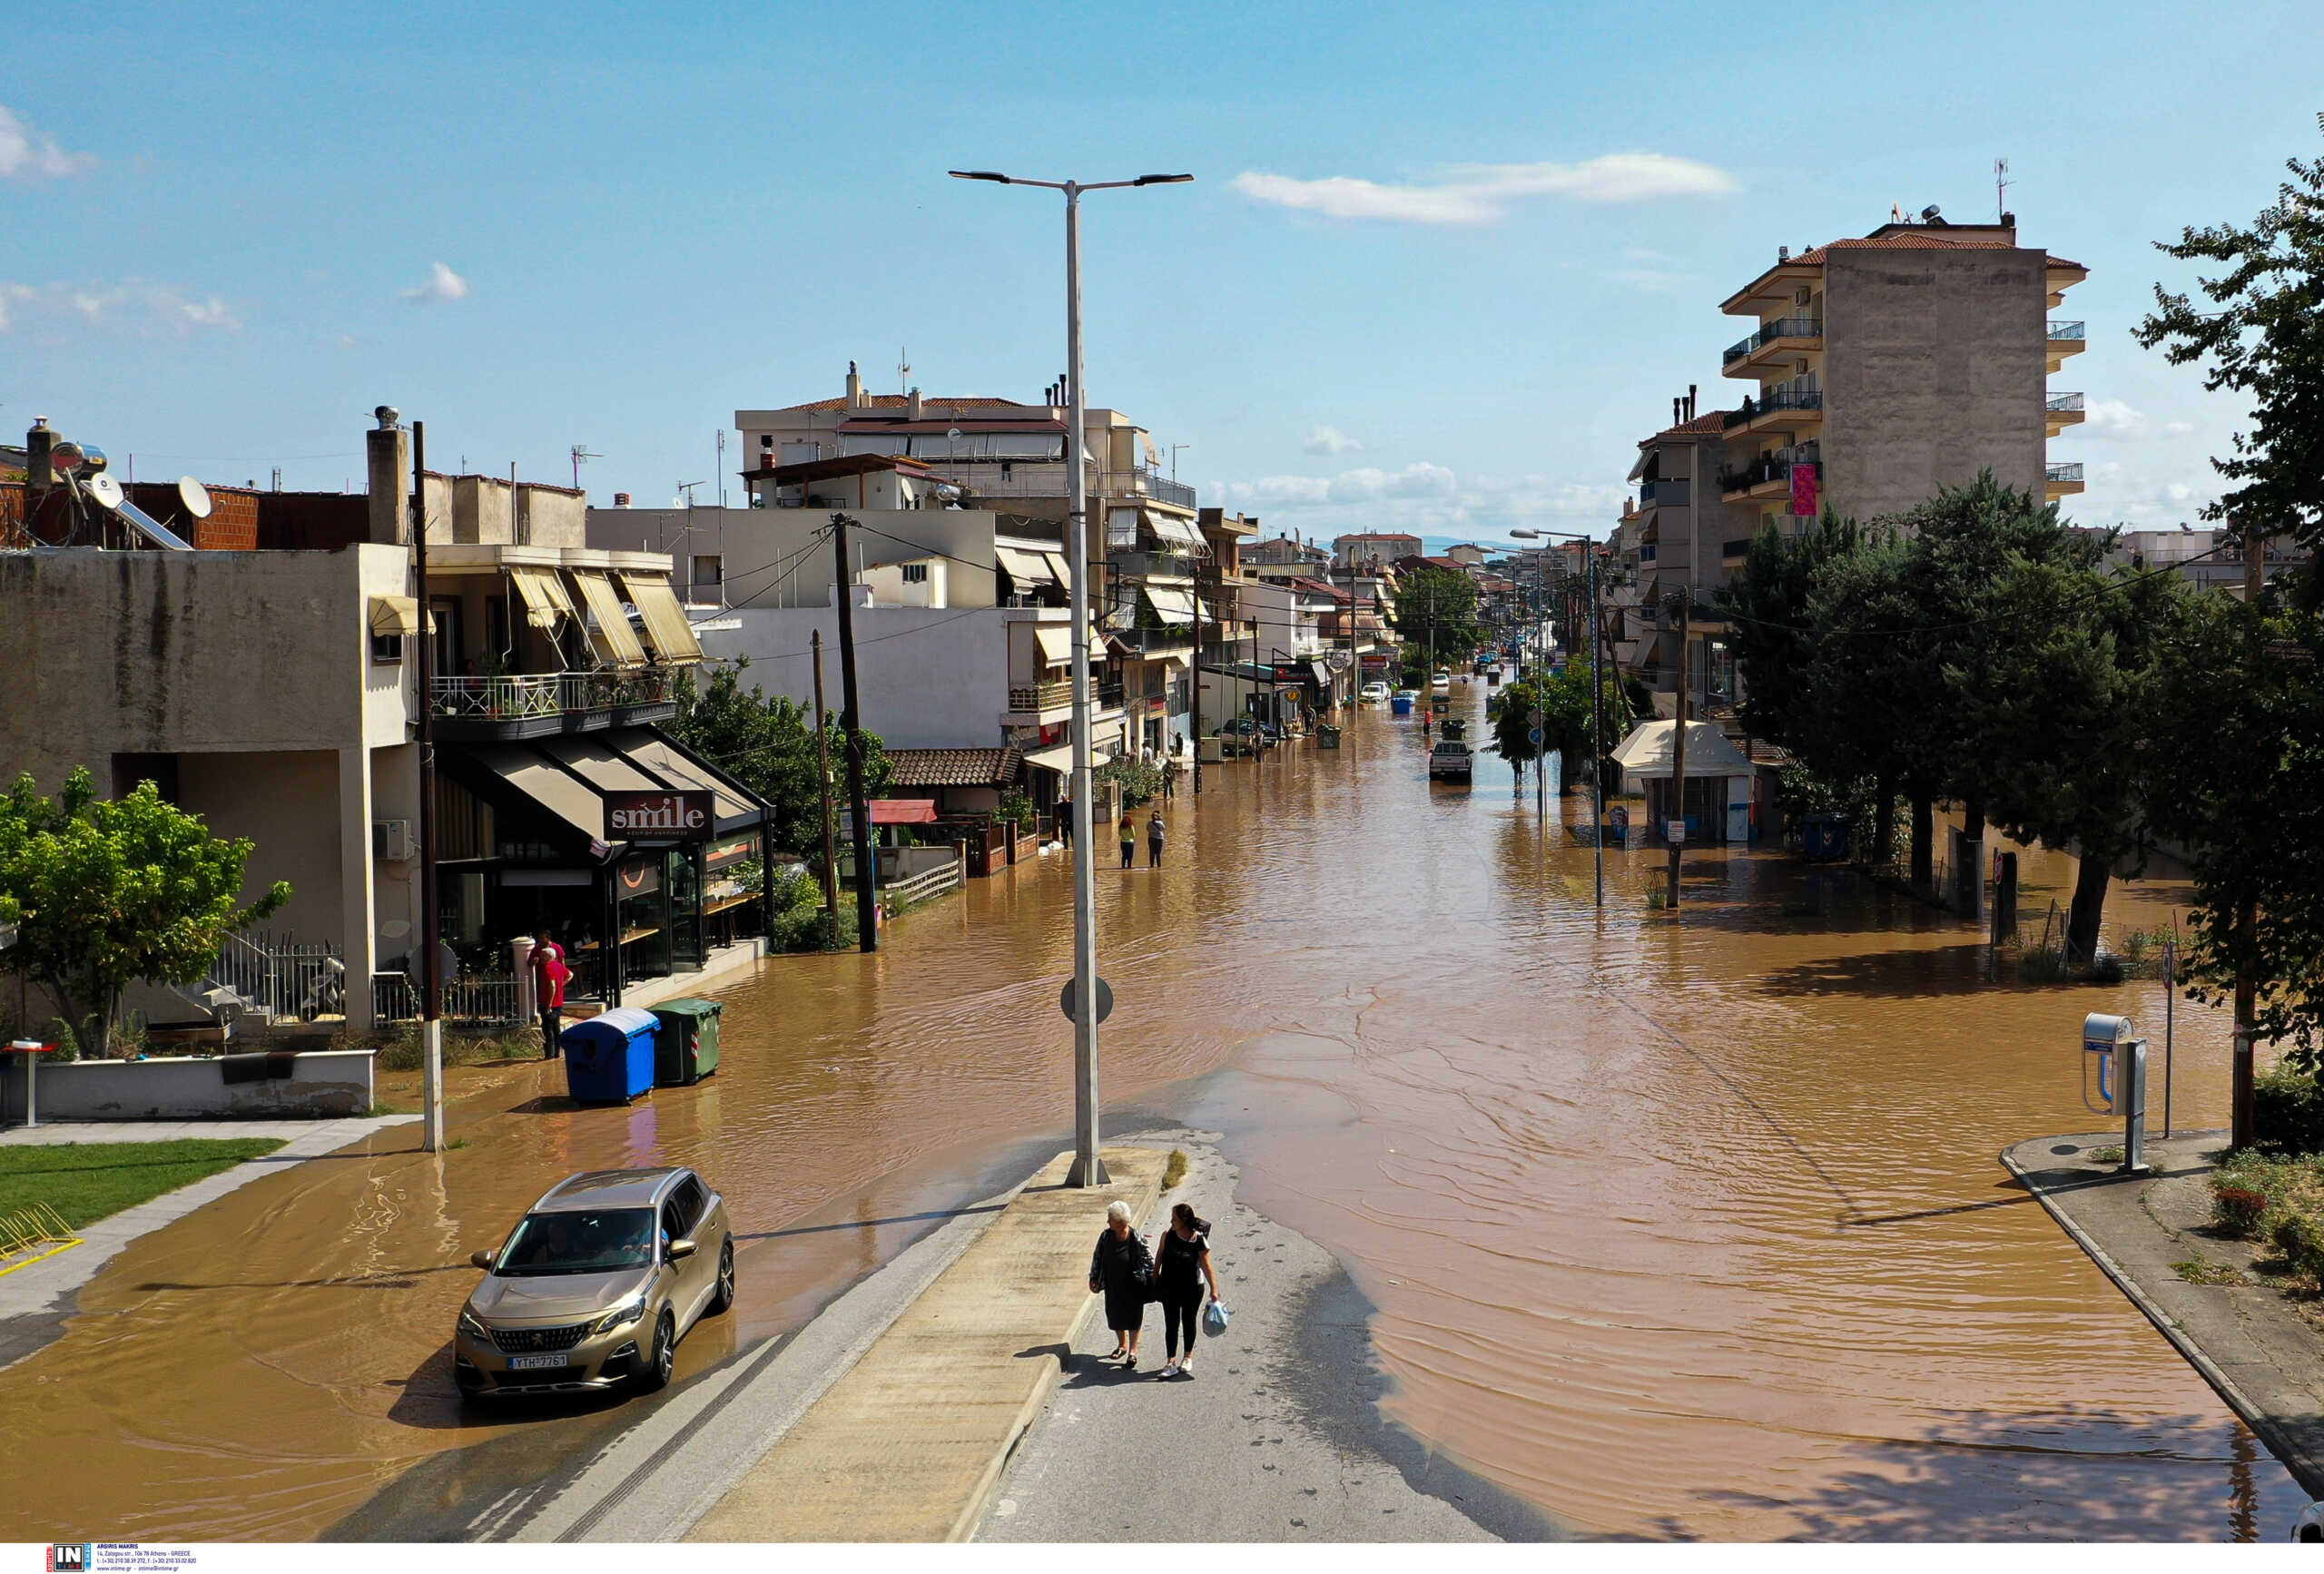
[454, 1167, 734, 1403]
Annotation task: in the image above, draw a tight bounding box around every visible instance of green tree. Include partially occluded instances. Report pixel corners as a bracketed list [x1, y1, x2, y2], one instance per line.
[2134, 113, 2324, 599]
[1717, 510, 1863, 754]
[1947, 557, 2183, 965]
[1390, 566, 1484, 673]
[665, 660, 891, 860]
[1490, 680, 1545, 782]
[0, 769, 290, 1054]
[2148, 597, 2324, 1064]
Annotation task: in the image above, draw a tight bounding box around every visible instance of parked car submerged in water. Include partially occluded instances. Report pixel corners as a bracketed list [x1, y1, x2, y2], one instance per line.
[1359, 680, 1391, 703]
[454, 1167, 734, 1403]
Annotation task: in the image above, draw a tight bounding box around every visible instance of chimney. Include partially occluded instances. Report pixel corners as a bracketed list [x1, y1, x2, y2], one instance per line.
[1687, 384, 1698, 421]
[25, 418, 54, 490]
[845, 359, 866, 409]
[1777, 244, 1790, 262]
[364, 405, 409, 544]
[614, 492, 631, 507]
[1672, 397, 1682, 428]
[907, 387, 924, 421]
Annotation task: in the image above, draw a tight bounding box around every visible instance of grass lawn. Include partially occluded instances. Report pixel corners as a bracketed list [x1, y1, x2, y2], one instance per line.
[0, 1139, 289, 1232]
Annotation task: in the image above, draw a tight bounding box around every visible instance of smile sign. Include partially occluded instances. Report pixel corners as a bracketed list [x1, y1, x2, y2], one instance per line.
[606, 790, 715, 841]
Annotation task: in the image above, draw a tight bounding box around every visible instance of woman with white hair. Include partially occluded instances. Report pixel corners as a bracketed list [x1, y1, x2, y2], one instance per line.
[1088, 1199, 1154, 1367]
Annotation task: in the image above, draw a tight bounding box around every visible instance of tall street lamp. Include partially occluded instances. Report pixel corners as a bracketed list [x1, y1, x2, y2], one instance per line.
[950, 167, 1193, 1188]
[1511, 528, 1608, 908]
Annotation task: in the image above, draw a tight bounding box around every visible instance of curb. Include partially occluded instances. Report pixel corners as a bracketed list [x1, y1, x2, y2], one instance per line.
[2000, 1141, 2324, 1501]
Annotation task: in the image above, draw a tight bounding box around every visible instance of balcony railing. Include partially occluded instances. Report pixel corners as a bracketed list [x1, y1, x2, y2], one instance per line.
[428, 668, 681, 723]
[2047, 391, 2086, 413]
[1639, 478, 1690, 507]
[1107, 548, 1199, 580]
[1725, 387, 1823, 428]
[1109, 625, 1196, 657]
[2047, 320, 2086, 342]
[1718, 456, 1794, 494]
[1098, 680, 1127, 709]
[2046, 461, 2084, 483]
[1007, 679, 1073, 713]
[1133, 470, 1198, 510]
[1721, 315, 1825, 365]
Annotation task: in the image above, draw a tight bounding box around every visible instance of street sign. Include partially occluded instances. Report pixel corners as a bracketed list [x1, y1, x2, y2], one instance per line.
[1059, 976, 1115, 1024]
[1667, 820, 1688, 843]
[1528, 727, 1543, 745]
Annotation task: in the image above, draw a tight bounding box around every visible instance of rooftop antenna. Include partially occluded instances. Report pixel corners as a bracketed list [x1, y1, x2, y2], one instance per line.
[897, 346, 911, 396]
[1994, 157, 2012, 223]
[677, 479, 706, 507]
[570, 444, 600, 490]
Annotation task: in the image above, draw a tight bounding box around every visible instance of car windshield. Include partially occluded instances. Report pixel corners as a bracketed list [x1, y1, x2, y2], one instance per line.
[494, 1208, 655, 1275]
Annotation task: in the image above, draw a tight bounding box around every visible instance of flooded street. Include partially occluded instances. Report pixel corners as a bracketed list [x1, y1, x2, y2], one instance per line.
[1, 682, 2300, 1540]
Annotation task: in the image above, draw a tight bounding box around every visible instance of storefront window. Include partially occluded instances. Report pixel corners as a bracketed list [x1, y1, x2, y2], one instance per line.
[616, 855, 670, 982]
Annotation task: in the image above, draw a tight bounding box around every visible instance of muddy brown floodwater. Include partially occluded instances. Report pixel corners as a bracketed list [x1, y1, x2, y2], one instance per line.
[1, 683, 2303, 1541]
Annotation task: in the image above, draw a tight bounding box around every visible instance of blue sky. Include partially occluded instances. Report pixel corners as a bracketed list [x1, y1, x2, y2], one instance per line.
[3, 0, 2317, 546]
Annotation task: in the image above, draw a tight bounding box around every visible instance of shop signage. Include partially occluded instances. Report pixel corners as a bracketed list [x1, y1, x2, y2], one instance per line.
[606, 790, 715, 841]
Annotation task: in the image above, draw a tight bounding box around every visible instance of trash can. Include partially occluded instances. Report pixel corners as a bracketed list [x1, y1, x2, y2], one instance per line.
[560, 1007, 659, 1104]
[650, 998, 724, 1087]
[1800, 812, 1852, 862]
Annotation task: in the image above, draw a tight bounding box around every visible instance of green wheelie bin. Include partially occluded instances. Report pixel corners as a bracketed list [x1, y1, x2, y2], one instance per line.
[650, 998, 724, 1087]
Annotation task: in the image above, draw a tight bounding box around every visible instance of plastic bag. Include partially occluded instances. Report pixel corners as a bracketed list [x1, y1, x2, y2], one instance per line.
[1203, 1299, 1231, 1337]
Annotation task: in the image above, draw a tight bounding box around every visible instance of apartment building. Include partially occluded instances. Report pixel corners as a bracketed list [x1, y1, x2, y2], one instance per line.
[2, 412, 758, 1032]
[729, 366, 1201, 760]
[1333, 531, 1422, 572]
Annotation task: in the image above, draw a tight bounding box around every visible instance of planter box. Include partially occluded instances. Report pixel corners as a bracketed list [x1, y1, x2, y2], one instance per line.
[8, 1048, 377, 1122]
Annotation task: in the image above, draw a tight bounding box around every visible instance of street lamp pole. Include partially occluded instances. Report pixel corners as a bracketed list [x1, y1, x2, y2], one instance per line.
[951, 167, 1192, 1189]
[1512, 528, 1608, 906]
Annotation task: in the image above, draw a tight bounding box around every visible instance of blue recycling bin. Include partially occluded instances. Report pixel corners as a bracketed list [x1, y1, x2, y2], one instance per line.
[1390, 694, 1414, 716]
[560, 1007, 660, 1104]
[1799, 812, 1852, 863]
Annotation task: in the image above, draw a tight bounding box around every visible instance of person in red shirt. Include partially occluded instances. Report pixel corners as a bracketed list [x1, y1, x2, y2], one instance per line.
[530, 934, 570, 1059]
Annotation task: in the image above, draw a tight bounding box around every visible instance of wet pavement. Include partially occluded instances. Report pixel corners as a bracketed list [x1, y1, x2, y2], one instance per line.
[0, 681, 2302, 1541]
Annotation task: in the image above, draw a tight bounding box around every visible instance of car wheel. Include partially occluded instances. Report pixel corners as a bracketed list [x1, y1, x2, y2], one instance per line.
[636, 1310, 675, 1393]
[709, 1237, 735, 1314]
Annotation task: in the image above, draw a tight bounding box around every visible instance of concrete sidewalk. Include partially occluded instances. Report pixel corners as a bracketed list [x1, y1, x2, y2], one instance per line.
[684, 1145, 1167, 1542]
[0, 1112, 421, 1371]
[2004, 1129, 2324, 1501]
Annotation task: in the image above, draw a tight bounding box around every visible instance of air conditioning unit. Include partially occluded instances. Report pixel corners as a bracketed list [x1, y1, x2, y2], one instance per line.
[373, 819, 416, 861]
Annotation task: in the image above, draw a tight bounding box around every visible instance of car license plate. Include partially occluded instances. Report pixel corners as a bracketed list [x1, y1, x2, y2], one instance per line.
[507, 1353, 570, 1371]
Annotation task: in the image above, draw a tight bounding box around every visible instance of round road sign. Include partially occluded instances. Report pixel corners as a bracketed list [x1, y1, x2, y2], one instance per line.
[1059, 976, 1115, 1024]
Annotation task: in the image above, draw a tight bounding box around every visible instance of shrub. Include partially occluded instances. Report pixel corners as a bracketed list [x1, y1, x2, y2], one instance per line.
[2273, 1211, 2324, 1279]
[2212, 1183, 2270, 1235]
[2256, 1064, 2324, 1156]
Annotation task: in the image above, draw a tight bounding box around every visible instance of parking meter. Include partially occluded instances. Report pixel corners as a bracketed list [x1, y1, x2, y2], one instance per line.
[2082, 1012, 2149, 1174]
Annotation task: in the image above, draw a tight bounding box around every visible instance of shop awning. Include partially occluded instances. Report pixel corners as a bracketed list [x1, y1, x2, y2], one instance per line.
[606, 728, 760, 826]
[1023, 743, 1077, 774]
[567, 569, 649, 668]
[1309, 659, 1334, 688]
[369, 595, 424, 636]
[535, 734, 666, 794]
[461, 744, 606, 846]
[869, 799, 939, 825]
[509, 567, 574, 633]
[618, 571, 704, 664]
[1141, 585, 1197, 625]
[995, 544, 1059, 588]
[1610, 719, 1755, 778]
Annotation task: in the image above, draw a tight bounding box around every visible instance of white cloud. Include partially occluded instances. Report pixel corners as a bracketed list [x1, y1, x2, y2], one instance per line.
[2082, 398, 2149, 438]
[0, 279, 240, 334]
[403, 262, 469, 304]
[1216, 461, 1620, 537]
[0, 106, 95, 182]
[1302, 425, 1364, 456]
[2163, 419, 2195, 437]
[1232, 153, 1736, 226]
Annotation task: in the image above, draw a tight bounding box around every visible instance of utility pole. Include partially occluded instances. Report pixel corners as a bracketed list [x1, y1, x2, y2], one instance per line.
[2233, 525, 2266, 1146]
[1193, 536, 1206, 795]
[830, 516, 879, 952]
[811, 630, 841, 919]
[411, 420, 444, 1154]
[1667, 592, 1689, 910]
[1589, 546, 1605, 908]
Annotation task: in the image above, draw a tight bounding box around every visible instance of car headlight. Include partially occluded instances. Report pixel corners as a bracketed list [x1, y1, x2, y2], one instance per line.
[458, 1307, 489, 1341]
[592, 1294, 647, 1336]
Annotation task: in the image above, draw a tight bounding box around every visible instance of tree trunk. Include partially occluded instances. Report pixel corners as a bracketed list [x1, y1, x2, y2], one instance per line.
[1873, 772, 1896, 863]
[1957, 792, 1985, 917]
[1910, 791, 1935, 891]
[2065, 852, 2111, 968]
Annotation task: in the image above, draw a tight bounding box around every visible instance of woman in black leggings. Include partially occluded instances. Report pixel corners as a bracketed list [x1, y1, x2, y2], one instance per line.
[1153, 1202, 1221, 1379]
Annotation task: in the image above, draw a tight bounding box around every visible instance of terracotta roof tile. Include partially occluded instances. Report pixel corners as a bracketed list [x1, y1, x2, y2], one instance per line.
[882, 746, 1023, 789]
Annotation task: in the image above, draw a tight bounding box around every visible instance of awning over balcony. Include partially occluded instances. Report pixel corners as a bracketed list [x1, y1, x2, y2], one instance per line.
[1031, 623, 1103, 665]
[618, 571, 704, 663]
[996, 544, 1061, 587]
[570, 568, 649, 668]
[369, 595, 425, 636]
[1146, 511, 1204, 549]
[510, 567, 575, 633]
[1141, 585, 1197, 625]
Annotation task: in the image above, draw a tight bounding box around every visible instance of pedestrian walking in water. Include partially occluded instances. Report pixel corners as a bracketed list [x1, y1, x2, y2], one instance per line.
[1147, 809, 1167, 868]
[1154, 1202, 1220, 1379]
[1055, 791, 1073, 849]
[1163, 762, 1177, 801]
[1088, 1199, 1152, 1367]
[1119, 812, 1137, 870]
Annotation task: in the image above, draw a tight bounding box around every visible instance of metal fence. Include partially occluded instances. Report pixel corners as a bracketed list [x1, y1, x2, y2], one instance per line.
[370, 973, 525, 1026]
[213, 931, 345, 1022]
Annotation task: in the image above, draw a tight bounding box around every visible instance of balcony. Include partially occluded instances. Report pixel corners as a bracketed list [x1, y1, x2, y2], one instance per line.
[1722, 538, 1757, 561]
[2046, 391, 2086, 435]
[1724, 386, 1823, 434]
[1108, 548, 1199, 581]
[428, 668, 682, 740]
[1110, 625, 1196, 658]
[2045, 460, 2085, 499]
[2047, 320, 2088, 373]
[1718, 455, 1799, 500]
[1638, 478, 1690, 508]
[1006, 678, 1074, 716]
[1720, 315, 1825, 379]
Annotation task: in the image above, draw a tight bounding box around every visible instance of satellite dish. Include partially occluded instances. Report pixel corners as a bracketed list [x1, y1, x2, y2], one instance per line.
[48, 440, 84, 475]
[84, 473, 125, 511]
[946, 427, 962, 440]
[177, 477, 213, 519]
